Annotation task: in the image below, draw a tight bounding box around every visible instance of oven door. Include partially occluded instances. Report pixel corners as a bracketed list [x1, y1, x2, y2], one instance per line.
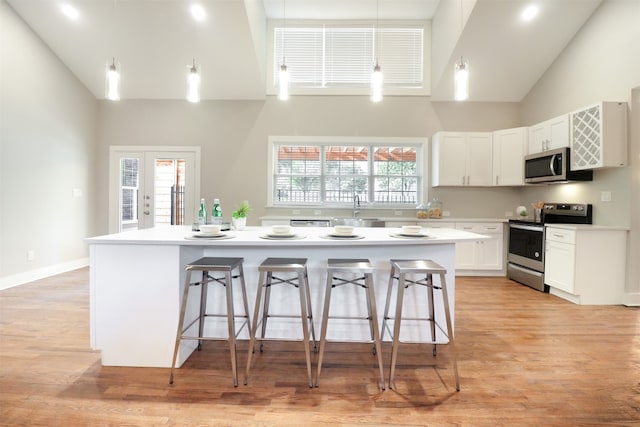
[507, 223, 545, 271]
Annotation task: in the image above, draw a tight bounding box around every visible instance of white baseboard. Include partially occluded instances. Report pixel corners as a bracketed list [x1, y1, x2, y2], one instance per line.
[0, 258, 89, 290]
[624, 292, 640, 307]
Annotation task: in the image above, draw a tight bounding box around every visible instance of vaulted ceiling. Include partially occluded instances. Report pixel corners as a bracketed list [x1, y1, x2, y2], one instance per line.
[6, 0, 602, 102]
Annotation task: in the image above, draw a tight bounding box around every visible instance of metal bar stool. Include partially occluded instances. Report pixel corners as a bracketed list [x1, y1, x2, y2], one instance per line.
[169, 257, 251, 387]
[315, 259, 385, 390]
[244, 257, 316, 387]
[381, 259, 459, 391]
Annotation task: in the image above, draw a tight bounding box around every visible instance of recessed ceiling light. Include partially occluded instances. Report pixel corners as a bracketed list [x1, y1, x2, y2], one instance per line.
[61, 4, 79, 20]
[191, 4, 206, 22]
[521, 5, 539, 21]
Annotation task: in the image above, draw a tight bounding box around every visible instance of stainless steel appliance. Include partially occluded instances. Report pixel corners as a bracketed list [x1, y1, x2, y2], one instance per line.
[524, 147, 593, 183]
[507, 203, 592, 292]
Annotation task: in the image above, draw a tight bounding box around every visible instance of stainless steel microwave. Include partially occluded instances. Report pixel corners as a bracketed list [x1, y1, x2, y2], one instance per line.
[524, 147, 593, 183]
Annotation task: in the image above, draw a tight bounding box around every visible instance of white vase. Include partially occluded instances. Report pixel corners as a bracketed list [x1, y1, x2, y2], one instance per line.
[232, 217, 246, 230]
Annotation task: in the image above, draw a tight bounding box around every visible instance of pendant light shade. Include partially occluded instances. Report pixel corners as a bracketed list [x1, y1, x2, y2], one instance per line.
[187, 60, 201, 103]
[278, 63, 289, 100]
[371, 63, 383, 102]
[454, 57, 469, 101]
[105, 58, 120, 101]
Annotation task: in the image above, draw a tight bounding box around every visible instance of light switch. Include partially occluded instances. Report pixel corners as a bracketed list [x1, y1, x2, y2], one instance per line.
[72, 188, 82, 198]
[601, 191, 611, 202]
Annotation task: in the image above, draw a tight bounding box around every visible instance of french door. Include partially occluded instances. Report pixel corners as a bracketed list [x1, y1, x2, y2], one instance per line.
[109, 147, 201, 233]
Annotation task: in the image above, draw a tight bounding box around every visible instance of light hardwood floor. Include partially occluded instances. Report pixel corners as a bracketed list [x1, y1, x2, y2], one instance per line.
[1, 268, 638, 426]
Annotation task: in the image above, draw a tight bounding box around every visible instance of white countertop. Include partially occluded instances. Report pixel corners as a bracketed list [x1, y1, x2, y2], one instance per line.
[260, 215, 507, 223]
[545, 224, 630, 231]
[86, 225, 488, 246]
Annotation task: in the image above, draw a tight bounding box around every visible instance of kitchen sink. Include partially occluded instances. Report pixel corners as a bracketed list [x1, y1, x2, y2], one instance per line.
[330, 217, 386, 227]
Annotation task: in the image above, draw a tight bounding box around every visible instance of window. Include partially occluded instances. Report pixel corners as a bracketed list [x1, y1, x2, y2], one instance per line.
[270, 137, 425, 207]
[120, 158, 139, 223]
[270, 22, 429, 95]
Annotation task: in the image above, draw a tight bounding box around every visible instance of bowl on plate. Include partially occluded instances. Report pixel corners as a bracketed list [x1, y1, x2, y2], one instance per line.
[271, 225, 292, 235]
[199, 224, 222, 234]
[401, 225, 422, 235]
[333, 225, 354, 236]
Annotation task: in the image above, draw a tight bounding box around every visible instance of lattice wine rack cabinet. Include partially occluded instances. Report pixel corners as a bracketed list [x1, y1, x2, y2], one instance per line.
[570, 102, 627, 170]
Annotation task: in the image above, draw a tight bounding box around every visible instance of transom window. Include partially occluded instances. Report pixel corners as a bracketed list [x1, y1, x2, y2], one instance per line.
[269, 137, 425, 207]
[270, 23, 428, 95]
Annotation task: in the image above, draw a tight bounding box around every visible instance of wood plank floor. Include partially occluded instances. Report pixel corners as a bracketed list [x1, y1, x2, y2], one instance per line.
[1, 268, 638, 426]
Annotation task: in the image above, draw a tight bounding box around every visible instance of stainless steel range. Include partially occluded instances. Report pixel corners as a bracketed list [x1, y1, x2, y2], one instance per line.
[507, 203, 592, 292]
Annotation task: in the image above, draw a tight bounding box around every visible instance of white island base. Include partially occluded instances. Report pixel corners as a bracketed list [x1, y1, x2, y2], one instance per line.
[87, 226, 485, 368]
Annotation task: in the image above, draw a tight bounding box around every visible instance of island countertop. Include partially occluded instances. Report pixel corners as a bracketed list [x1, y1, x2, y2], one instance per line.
[86, 224, 486, 246]
[86, 225, 486, 368]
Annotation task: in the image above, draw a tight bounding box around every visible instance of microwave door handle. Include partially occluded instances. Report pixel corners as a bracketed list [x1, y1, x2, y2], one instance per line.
[550, 154, 557, 175]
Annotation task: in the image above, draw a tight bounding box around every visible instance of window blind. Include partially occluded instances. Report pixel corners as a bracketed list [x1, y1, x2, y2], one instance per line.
[274, 25, 424, 89]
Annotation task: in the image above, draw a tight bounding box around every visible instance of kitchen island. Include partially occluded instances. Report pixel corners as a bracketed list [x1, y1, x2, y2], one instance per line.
[86, 225, 485, 368]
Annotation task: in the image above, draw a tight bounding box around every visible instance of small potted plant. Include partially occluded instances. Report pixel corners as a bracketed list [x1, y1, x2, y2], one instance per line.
[231, 200, 250, 230]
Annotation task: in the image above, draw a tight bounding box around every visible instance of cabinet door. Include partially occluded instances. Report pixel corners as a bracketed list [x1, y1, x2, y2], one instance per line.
[432, 133, 467, 186]
[493, 127, 526, 186]
[455, 240, 478, 269]
[478, 237, 502, 270]
[545, 240, 576, 293]
[547, 114, 570, 150]
[466, 133, 493, 186]
[528, 122, 547, 154]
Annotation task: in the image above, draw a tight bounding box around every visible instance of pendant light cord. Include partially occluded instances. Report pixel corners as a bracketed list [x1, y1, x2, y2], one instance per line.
[282, 0, 286, 65]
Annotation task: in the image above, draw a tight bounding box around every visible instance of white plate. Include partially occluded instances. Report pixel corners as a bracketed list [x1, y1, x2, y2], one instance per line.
[266, 233, 297, 238]
[328, 233, 359, 238]
[193, 231, 225, 238]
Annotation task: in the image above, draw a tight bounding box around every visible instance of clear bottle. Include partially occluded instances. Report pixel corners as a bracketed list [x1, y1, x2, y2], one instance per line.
[211, 198, 222, 225]
[198, 198, 207, 225]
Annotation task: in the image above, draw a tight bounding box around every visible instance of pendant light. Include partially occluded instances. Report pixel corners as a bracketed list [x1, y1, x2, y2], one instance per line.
[105, 0, 120, 101]
[187, 59, 201, 103]
[105, 57, 121, 101]
[278, 0, 289, 100]
[454, 0, 469, 101]
[454, 57, 469, 101]
[371, 0, 383, 102]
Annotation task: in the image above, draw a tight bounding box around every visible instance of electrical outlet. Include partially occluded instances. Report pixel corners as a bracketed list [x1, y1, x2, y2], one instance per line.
[394, 210, 402, 216]
[505, 211, 513, 217]
[27, 250, 35, 261]
[314, 210, 321, 215]
[293, 209, 300, 215]
[601, 191, 612, 202]
[442, 211, 451, 217]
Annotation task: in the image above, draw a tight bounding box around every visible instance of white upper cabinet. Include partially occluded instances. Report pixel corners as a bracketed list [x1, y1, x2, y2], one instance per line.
[528, 114, 569, 154]
[432, 132, 493, 187]
[570, 102, 627, 170]
[492, 127, 527, 186]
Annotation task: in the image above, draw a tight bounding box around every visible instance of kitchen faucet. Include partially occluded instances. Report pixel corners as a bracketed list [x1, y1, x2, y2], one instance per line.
[353, 195, 360, 217]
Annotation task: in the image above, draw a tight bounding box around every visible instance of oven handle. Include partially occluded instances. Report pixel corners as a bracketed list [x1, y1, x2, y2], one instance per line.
[509, 223, 544, 232]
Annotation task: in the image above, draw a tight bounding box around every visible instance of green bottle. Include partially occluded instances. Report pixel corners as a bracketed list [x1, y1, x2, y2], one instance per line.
[198, 198, 207, 225]
[211, 198, 222, 225]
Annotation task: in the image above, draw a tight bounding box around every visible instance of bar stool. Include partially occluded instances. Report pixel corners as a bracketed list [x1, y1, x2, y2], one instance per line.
[244, 257, 316, 387]
[169, 257, 251, 387]
[381, 259, 459, 391]
[315, 259, 385, 390]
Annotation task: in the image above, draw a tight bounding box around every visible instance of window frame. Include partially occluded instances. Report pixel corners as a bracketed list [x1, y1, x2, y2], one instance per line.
[266, 19, 431, 97]
[267, 136, 427, 208]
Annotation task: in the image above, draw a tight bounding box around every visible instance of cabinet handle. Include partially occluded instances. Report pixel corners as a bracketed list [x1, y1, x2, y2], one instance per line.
[552, 233, 565, 238]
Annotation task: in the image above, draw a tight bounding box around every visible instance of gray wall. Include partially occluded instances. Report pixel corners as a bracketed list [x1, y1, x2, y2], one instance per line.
[96, 97, 524, 231]
[0, 1, 98, 287]
[519, 0, 640, 297]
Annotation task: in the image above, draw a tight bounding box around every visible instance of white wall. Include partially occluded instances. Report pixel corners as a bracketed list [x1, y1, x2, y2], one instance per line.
[0, 1, 98, 288]
[519, 0, 640, 297]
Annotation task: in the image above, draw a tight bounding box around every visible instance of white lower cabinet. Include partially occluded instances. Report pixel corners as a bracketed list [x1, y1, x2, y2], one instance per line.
[545, 226, 627, 304]
[454, 222, 504, 274]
